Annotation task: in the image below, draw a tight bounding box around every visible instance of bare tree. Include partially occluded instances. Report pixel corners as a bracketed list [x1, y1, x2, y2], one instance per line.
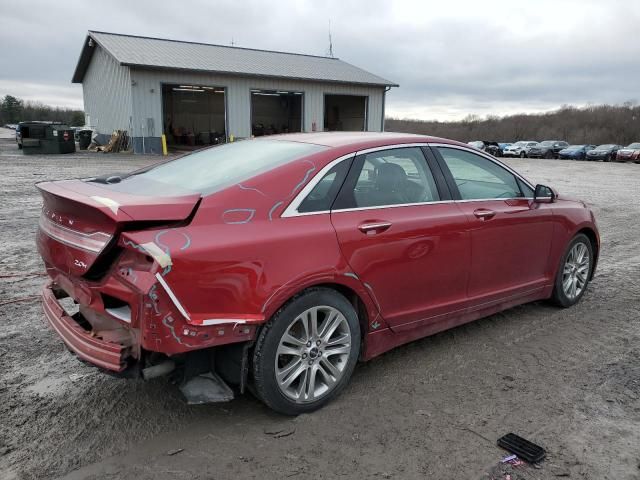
[386, 103, 640, 146]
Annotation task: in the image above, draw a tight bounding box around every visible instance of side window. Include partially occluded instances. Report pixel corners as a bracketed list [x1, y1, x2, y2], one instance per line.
[517, 178, 534, 197]
[337, 147, 440, 209]
[437, 147, 523, 200]
[298, 160, 350, 213]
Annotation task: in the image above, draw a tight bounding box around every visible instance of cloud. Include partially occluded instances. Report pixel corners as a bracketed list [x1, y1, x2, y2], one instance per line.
[1, 0, 639, 120]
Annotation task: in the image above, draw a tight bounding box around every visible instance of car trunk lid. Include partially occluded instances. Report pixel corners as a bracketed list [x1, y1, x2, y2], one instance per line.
[36, 179, 201, 277]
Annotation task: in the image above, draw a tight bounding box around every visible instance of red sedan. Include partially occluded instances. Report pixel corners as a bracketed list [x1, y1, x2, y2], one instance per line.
[37, 132, 599, 414]
[615, 142, 640, 163]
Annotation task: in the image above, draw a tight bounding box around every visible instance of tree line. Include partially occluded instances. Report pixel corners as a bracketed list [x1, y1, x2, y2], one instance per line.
[0, 95, 85, 127]
[385, 103, 640, 146]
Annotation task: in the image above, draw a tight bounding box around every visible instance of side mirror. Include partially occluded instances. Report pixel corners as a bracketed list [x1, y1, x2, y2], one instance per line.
[534, 184, 556, 203]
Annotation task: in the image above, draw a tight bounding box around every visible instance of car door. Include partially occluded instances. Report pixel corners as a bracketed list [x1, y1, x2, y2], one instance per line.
[553, 142, 567, 155]
[432, 145, 554, 306]
[330, 145, 471, 329]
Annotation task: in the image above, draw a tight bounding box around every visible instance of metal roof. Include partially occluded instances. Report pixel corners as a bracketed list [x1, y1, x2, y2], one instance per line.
[72, 31, 398, 87]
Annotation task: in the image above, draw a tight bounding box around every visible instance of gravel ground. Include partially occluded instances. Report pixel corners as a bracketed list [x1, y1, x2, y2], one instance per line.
[0, 131, 638, 480]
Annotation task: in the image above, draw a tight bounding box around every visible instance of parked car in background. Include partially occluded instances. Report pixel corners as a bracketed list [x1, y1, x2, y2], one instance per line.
[498, 143, 512, 156]
[527, 141, 569, 159]
[468, 140, 501, 157]
[586, 144, 621, 162]
[503, 141, 538, 158]
[558, 145, 595, 160]
[614, 142, 640, 163]
[35, 132, 599, 414]
[4, 124, 18, 130]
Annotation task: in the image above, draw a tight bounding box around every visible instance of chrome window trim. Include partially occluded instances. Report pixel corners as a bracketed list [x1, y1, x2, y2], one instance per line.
[281, 152, 356, 218]
[332, 199, 453, 214]
[281, 142, 536, 218]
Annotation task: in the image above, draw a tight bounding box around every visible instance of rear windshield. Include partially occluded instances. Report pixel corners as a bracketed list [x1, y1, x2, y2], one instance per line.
[595, 144, 614, 149]
[100, 140, 326, 196]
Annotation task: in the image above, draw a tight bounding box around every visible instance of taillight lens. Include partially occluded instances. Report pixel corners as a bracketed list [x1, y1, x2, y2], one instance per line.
[39, 215, 112, 253]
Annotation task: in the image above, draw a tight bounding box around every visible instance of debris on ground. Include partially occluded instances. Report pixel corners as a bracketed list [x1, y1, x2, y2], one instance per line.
[88, 130, 131, 153]
[264, 426, 296, 438]
[69, 373, 95, 382]
[497, 433, 546, 463]
[166, 448, 184, 456]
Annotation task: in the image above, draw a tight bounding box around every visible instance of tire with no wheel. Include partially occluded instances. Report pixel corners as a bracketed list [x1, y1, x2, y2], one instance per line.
[252, 288, 361, 415]
[551, 233, 593, 308]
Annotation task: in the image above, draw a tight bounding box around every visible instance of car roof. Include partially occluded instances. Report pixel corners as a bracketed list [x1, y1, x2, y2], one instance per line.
[261, 131, 467, 150]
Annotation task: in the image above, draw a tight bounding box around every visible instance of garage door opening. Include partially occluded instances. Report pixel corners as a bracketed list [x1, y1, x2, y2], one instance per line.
[162, 84, 226, 150]
[251, 90, 303, 136]
[324, 95, 367, 131]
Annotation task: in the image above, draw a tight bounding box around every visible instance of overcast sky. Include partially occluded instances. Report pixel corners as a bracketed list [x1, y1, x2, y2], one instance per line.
[1, 0, 639, 121]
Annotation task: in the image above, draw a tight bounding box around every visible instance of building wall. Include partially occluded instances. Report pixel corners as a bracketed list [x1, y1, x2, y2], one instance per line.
[129, 68, 385, 152]
[82, 46, 132, 140]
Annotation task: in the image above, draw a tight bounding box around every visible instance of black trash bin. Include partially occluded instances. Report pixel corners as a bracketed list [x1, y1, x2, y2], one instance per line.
[78, 129, 92, 150]
[21, 123, 76, 155]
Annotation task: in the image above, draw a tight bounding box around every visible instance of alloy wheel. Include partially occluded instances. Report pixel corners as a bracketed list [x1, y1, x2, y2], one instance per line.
[562, 242, 590, 300]
[275, 306, 351, 403]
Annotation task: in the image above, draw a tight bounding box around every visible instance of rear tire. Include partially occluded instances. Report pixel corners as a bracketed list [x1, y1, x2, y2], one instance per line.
[545, 151, 554, 159]
[520, 151, 526, 158]
[252, 288, 361, 415]
[551, 234, 594, 308]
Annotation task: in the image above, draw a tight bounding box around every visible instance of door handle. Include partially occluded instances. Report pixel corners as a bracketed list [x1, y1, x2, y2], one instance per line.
[473, 209, 496, 221]
[358, 221, 392, 234]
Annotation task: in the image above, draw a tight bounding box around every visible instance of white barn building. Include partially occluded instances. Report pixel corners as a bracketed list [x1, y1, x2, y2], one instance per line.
[72, 31, 398, 153]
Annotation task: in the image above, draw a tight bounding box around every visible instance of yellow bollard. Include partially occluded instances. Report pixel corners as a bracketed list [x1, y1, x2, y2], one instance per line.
[230, 134, 234, 143]
[161, 134, 168, 156]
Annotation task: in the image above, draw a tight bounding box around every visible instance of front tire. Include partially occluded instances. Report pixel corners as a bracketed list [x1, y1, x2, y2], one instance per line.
[252, 288, 361, 415]
[520, 151, 526, 158]
[545, 151, 554, 159]
[551, 234, 593, 308]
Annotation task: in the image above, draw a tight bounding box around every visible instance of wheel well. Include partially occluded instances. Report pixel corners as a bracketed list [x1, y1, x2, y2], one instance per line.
[577, 227, 599, 278]
[313, 283, 370, 338]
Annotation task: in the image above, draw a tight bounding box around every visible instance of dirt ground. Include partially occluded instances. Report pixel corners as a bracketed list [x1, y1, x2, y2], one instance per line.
[0, 129, 638, 480]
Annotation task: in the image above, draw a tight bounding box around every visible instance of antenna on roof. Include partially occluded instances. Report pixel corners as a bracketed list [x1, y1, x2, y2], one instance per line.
[327, 20, 334, 58]
[230, 37, 235, 46]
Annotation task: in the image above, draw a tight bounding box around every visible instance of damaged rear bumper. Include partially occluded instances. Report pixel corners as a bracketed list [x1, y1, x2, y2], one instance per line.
[42, 282, 131, 372]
